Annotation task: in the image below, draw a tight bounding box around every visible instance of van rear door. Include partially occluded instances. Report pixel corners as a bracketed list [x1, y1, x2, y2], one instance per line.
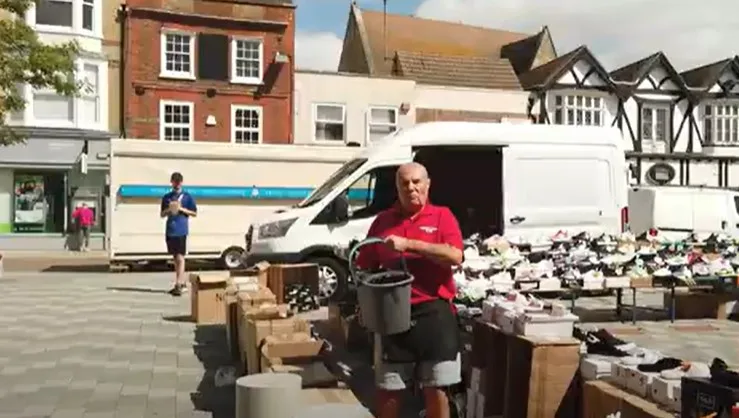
[503, 144, 620, 239]
[691, 189, 731, 234]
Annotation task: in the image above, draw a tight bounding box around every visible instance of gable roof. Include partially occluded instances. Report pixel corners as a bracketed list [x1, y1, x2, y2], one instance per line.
[680, 58, 739, 90]
[393, 51, 521, 90]
[609, 52, 687, 94]
[500, 26, 556, 75]
[354, 5, 531, 75]
[518, 45, 613, 90]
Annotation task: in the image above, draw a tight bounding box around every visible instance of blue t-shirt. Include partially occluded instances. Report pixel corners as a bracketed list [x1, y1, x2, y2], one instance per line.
[161, 190, 197, 237]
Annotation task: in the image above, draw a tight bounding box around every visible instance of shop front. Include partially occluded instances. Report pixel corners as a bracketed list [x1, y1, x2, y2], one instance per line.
[0, 131, 109, 251]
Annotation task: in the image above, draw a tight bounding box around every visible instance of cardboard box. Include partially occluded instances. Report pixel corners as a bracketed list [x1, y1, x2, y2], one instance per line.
[583, 380, 673, 418]
[260, 334, 334, 387]
[301, 388, 364, 406]
[483, 322, 508, 417]
[503, 334, 580, 418]
[224, 284, 240, 361]
[681, 376, 739, 418]
[239, 316, 310, 375]
[231, 261, 270, 287]
[236, 286, 277, 308]
[267, 264, 319, 304]
[630, 277, 654, 288]
[190, 271, 229, 324]
[663, 291, 738, 320]
[227, 285, 277, 365]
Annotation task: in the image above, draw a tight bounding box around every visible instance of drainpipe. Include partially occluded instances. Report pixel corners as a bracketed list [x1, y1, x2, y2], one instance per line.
[118, 5, 128, 138]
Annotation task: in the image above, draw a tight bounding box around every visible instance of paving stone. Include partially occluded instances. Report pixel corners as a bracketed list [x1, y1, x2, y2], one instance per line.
[49, 408, 86, 418]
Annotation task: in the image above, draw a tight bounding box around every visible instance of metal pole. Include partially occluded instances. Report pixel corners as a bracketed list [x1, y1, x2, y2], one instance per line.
[373, 332, 383, 382]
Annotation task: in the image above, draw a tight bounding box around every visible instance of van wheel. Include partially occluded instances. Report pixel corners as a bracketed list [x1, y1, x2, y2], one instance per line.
[310, 257, 348, 302]
[220, 247, 245, 270]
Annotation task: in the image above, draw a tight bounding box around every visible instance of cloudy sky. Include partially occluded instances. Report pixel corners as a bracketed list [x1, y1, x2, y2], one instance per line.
[295, 0, 739, 73]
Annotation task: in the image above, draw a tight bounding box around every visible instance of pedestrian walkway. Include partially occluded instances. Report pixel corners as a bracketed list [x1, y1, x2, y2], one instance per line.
[0, 272, 233, 418]
[1, 251, 108, 273]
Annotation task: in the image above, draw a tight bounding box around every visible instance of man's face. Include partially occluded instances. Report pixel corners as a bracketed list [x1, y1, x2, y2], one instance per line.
[171, 180, 182, 191]
[396, 164, 430, 212]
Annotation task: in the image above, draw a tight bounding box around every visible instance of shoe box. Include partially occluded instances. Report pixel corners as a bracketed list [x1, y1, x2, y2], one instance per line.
[681, 376, 739, 417]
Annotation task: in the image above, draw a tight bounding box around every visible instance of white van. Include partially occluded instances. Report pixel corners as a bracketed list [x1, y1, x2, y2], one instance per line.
[628, 185, 739, 239]
[245, 122, 629, 301]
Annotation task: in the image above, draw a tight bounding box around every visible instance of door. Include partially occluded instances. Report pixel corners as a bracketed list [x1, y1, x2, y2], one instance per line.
[727, 194, 739, 235]
[691, 191, 726, 234]
[503, 145, 618, 239]
[312, 165, 399, 248]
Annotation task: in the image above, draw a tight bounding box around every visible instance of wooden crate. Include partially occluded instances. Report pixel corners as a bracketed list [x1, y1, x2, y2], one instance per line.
[503, 334, 580, 418]
[267, 264, 319, 304]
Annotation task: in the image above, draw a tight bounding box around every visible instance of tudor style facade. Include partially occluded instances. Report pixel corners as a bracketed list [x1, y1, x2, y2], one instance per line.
[681, 57, 739, 156]
[519, 46, 618, 128]
[609, 52, 690, 154]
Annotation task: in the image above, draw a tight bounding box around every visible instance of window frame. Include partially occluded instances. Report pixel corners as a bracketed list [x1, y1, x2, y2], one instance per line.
[230, 37, 264, 85]
[366, 106, 398, 144]
[79, 62, 100, 124]
[159, 100, 194, 142]
[552, 93, 605, 126]
[703, 101, 739, 146]
[31, 88, 75, 126]
[81, 0, 94, 32]
[640, 102, 670, 144]
[312, 103, 347, 143]
[231, 105, 263, 145]
[33, 0, 74, 31]
[159, 30, 196, 80]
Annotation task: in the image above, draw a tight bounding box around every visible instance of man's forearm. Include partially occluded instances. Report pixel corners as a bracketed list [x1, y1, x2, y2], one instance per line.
[160, 210, 169, 218]
[406, 240, 463, 265]
[180, 208, 197, 217]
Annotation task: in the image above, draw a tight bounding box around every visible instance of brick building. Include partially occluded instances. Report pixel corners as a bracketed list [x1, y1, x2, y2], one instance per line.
[121, 0, 295, 144]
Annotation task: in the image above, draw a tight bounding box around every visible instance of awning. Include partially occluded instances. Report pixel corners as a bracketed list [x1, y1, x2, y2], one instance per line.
[0, 138, 110, 168]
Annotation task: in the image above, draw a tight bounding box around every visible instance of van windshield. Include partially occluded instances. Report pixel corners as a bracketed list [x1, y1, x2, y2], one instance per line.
[296, 158, 367, 208]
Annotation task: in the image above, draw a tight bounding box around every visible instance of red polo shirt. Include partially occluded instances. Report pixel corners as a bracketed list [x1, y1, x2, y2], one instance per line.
[356, 203, 464, 305]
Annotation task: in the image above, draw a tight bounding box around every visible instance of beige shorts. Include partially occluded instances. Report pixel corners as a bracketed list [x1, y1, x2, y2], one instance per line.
[375, 353, 461, 391]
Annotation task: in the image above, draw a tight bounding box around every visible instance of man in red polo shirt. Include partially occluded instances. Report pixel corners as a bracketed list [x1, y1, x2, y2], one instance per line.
[357, 162, 464, 418]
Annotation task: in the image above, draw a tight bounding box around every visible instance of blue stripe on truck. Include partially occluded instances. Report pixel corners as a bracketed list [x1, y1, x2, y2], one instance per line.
[117, 185, 371, 200]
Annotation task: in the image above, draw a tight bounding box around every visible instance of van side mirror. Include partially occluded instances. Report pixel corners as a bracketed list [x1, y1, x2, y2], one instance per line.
[332, 194, 350, 223]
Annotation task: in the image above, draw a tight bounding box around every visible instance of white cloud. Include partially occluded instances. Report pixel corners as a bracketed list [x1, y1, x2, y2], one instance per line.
[414, 0, 739, 71]
[295, 31, 343, 71]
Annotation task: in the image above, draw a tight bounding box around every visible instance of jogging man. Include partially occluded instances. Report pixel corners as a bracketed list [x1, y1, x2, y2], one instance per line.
[356, 162, 464, 418]
[161, 172, 197, 296]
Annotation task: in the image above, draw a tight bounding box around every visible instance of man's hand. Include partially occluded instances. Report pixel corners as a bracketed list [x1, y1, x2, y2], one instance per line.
[384, 235, 410, 252]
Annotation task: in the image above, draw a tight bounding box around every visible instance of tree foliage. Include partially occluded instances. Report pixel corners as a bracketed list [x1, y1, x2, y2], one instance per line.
[0, 0, 80, 145]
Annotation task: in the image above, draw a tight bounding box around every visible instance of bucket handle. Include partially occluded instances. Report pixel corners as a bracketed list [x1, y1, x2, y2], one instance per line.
[348, 237, 413, 288]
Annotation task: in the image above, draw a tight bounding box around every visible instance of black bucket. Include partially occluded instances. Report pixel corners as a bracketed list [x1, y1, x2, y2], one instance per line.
[349, 238, 414, 336]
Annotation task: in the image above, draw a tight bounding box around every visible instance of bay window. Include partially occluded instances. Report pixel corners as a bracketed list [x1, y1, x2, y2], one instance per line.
[704, 103, 739, 145]
[28, 0, 100, 37]
[80, 64, 99, 123]
[11, 61, 104, 129]
[552, 94, 603, 126]
[32, 89, 74, 123]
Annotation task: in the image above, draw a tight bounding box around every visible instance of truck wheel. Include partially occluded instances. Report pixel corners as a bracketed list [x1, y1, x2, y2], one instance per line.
[220, 247, 245, 270]
[309, 257, 348, 302]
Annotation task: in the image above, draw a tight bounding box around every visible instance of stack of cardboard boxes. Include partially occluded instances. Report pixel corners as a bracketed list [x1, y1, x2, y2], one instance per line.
[189, 263, 338, 386]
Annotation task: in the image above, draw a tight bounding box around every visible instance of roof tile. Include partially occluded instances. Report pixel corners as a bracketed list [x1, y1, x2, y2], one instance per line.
[359, 8, 530, 75]
[394, 51, 522, 90]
